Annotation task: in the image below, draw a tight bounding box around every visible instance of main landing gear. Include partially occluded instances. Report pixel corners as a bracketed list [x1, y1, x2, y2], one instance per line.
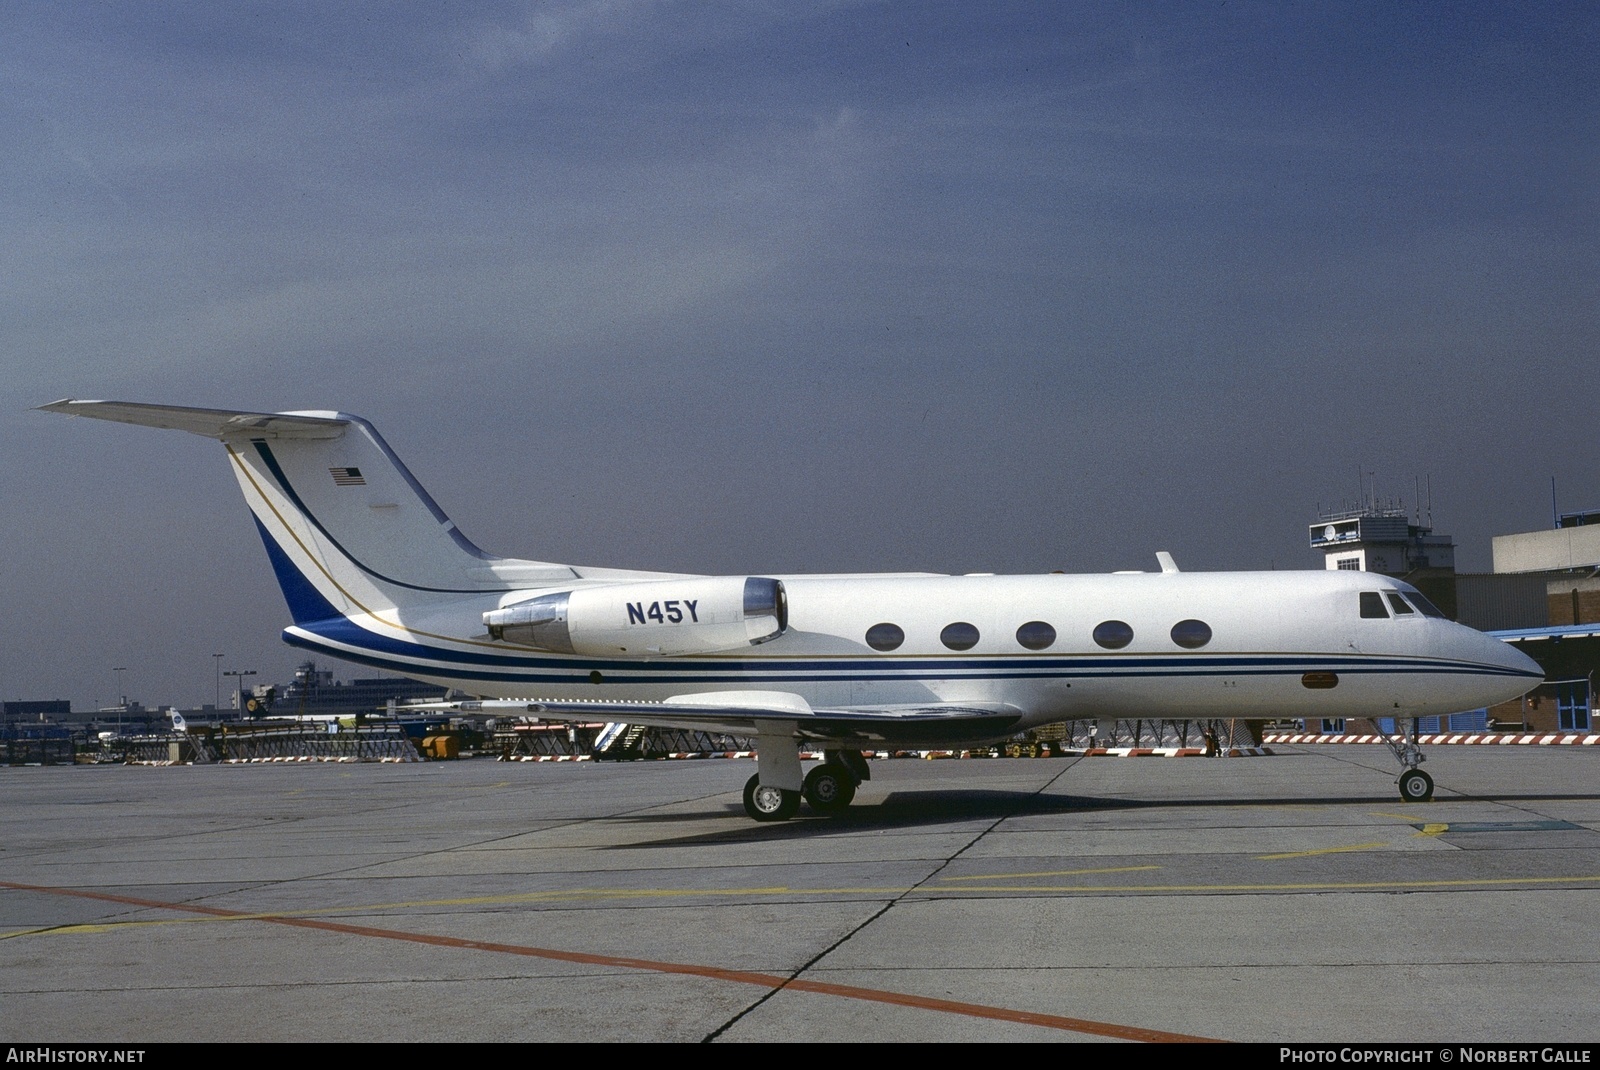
[802, 763, 856, 813]
[743, 774, 801, 821]
[742, 749, 869, 822]
[1380, 717, 1434, 802]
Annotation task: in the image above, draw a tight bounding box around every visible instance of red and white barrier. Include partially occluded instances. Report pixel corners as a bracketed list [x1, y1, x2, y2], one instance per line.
[1263, 732, 1600, 746]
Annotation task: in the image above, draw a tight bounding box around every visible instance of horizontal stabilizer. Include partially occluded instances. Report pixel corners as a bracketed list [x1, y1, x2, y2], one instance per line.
[41, 398, 585, 607]
[36, 400, 347, 440]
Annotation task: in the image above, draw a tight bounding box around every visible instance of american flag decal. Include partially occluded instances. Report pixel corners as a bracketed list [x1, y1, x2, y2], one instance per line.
[330, 466, 366, 486]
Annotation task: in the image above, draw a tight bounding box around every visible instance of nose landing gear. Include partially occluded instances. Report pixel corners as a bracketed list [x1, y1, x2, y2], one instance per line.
[1381, 718, 1434, 802]
[1398, 768, 1434, 803]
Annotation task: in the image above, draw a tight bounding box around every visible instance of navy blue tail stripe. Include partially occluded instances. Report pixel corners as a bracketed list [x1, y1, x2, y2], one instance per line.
[250, 514, 346, 626]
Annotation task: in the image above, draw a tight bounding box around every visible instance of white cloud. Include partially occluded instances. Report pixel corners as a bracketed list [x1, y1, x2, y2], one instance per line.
[460, 0, 661, 72]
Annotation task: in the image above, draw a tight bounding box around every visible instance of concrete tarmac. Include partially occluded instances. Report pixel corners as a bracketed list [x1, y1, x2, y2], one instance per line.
[3, 744, 1599, 1043]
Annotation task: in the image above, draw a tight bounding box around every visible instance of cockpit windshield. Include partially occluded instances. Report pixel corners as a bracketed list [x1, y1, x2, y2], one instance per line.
[1394, 585, 1447, 618]
[1360, 587, 1448, 620]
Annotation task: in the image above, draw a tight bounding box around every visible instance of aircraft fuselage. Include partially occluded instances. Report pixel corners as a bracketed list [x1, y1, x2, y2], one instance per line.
[286, 569, 1537, 745]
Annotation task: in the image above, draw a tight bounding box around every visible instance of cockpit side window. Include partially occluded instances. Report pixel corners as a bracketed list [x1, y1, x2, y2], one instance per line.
[1386, 593, 1415, 615]
[1359, 591, 1389, 618]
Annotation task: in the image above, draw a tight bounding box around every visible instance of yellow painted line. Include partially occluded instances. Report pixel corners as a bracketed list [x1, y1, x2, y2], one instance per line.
[5, 878, 1216, 1042]
[1372, 813, 1451, 837]
[4, 888, 902, 936]
[912, 874, 1600, 893]
[939, 865, 1159, 881]
[0, 927, 58, 941]
[15, 870, 1600, 941]
[1257, 842, 1388, 860]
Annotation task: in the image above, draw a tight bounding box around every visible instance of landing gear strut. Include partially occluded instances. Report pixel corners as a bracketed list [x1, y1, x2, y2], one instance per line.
[1380, 717, 1434, 802]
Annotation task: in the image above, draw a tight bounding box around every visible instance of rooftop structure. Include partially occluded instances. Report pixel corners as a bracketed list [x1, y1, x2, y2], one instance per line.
[0, 699, 71, 724]
[273, 661, 450, 717]
[1492, 522, 1600, 574]
[1309, 505, 1455, 575]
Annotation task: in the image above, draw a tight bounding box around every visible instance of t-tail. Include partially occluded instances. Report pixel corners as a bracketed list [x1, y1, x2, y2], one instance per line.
[35, 401, 615, 628]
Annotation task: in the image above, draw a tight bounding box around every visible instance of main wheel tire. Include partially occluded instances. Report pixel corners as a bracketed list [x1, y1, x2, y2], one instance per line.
[803, 765, 856, 814]
[743, 773, 801, 821]
[1398, 769, 1434, 802]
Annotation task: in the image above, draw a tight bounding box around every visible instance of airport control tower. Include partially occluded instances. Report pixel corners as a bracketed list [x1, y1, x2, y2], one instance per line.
[1310, 498, 1457, 618]
[1309, 506, 1455, 575]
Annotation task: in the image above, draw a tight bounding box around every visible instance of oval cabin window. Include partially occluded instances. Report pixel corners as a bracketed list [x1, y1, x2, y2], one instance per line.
[1170, 619, 1212, 649]
[1016, 621, 1056, 650]
[940, 622, 980, 651]
[1092, 620, 1134, 650]
[865, 623, 905, 652]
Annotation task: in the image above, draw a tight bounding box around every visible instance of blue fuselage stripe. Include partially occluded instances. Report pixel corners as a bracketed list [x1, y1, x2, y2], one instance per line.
[285, 620, 1536, 687]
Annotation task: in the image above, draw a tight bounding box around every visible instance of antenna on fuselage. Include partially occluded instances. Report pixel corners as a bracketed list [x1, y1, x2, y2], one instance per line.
[1156, 551, 1180, 574]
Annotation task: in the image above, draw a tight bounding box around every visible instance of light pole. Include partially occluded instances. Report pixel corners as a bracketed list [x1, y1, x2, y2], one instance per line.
[112, 666, 127, 734]
[213, 654, 225, 711]
[224, 670, 257, 719]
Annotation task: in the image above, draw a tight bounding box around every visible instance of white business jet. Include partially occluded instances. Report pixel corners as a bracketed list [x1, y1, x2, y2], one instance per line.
[40, 400, 1542, 819]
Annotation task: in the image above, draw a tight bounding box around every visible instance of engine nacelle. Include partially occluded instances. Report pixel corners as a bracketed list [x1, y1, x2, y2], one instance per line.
[483, 576, 787, 656]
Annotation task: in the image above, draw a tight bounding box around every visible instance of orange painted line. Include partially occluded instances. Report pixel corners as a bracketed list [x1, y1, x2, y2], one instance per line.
[2, 879, 1219, 1043]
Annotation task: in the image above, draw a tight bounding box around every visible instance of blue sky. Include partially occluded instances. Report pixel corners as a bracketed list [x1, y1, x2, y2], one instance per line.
[3, 2, 1595, 709]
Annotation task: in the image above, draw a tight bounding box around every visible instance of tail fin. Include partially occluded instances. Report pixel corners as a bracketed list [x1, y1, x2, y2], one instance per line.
[38, 400, 578, 624]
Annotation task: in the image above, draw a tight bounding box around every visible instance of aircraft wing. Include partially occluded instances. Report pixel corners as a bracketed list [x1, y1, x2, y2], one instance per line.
[422, 691, 1026, 746]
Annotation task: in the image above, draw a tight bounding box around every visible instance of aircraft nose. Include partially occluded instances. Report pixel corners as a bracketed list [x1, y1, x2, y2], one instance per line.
[1491, 636, 1544, 681]
[1463, 632, 1544, 709]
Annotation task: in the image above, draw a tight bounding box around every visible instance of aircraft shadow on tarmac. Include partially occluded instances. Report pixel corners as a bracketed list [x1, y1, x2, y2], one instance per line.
[600, 789, 1102, 847]
[605, 788, 1600, 848]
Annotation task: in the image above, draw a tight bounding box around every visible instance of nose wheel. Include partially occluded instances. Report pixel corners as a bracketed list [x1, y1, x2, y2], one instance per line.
[1398, 768, 1434, 802]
